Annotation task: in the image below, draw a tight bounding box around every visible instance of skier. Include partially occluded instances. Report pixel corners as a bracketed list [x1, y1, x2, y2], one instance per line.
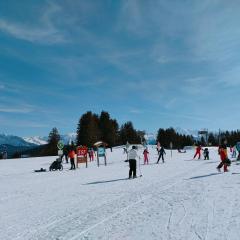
[157, 141, 161, 155]
[232, 145, 237, 158]
[143, 148, 149, 164]
[68, 148, 76, 170]
[88, 148, 94, 162]
[203, 148, 209, 160]
[128, 146, 139, 179]
[236, 142, 240, 160]
[61, 146, 69, 163]
[193, 145, 202, 159]
[157, 146, 166, 163]
[217, 145, 230, 172]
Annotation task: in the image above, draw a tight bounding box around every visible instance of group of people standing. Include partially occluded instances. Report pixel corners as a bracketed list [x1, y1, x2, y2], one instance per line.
[127, 144, 167, 179]
[193, 145, 209, 160]
[60, 146, 95, 170]
[142, 145, 166, 165]
[193, 144, 233, 172]
[127, 142, 238, 178]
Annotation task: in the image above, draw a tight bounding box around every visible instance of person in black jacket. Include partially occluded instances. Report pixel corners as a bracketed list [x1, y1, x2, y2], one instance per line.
[157, 147, 166, 163]
[61, 146, 69, 163]
[203, 148, 209, 160]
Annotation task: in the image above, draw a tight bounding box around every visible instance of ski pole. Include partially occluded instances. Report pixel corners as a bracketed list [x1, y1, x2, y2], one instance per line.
[138, 157, 143, 177]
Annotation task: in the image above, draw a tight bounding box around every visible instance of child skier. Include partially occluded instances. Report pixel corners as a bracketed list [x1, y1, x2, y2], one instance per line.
[193, 145, 202, 159]
[143, 148, 149, 164]
[203, 148, 209, 160]
[157, 146, 166, 163]
[217, 145, 230, 172]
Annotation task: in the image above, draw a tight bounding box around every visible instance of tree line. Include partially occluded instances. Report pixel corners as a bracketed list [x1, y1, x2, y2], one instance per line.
[19, 111, 240, 158]
[76, 111, 142, 147]
[33, 111, 142, 156]
[156, 128, 240, 149]
[156, 128, 194, 149]
[208, 130, 240, 147]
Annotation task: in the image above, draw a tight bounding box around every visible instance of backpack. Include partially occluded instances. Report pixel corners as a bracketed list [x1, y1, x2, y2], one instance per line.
[224, 158, 231, 166]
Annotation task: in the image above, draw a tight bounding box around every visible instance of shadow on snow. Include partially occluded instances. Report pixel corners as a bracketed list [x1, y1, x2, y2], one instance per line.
[84, 178, 128, 185]
[187, 172, 221, 180]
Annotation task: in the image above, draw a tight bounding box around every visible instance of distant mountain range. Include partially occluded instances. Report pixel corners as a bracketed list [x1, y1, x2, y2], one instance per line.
[0, 134, 36, 147]
[144, 133, 157, 145]
[23, 133, 77, 146]
[0, 133, 77, 147]
[22, 136, 48, 145]
[0, 133, 77, 158]
[174, 127, 199, 138]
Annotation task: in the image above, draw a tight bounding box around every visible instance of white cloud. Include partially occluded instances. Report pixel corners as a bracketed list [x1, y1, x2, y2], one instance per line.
[0, 115, 49, 128]
[0, 98, 36, 113]
[129, 109, 143, 114]
[0, 107, 33, 113]
[0, 2, 66, 44]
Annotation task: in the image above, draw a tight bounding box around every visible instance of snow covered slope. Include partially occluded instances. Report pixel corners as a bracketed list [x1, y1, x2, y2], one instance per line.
[1, 146, 239, 240]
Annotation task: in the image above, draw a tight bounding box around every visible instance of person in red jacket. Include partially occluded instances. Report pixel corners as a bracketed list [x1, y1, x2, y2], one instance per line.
[217, 145, 229, 172]
[193, 145, 202, 159]
[68, 149, 76, 170]
[143, 148, 149, 164]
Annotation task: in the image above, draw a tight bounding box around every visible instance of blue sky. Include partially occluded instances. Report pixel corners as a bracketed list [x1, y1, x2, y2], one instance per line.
[0, 0, 240, 137]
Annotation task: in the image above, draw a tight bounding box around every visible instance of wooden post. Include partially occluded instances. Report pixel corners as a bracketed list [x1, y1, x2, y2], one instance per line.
[170, 142, 173, 159]
[97, 147, 100, 167]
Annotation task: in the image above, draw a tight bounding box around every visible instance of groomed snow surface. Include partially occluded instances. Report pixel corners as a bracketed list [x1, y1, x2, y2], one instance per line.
[1, 146, 240, 240]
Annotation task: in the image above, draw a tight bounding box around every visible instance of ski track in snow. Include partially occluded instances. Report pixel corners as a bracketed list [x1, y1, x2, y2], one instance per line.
[1, 147, 240, 240]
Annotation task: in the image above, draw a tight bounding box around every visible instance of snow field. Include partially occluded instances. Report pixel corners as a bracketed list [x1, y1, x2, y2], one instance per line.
[1, 146, 240, 240]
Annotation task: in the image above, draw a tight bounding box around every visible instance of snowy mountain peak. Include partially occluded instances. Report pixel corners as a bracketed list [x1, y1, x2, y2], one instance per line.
[144, 133, 157, 145]
[23, 133, 77, 146]
[60, 133, 77, 145]
[174, 127, 198, 138]
[23, 136, 48, 145]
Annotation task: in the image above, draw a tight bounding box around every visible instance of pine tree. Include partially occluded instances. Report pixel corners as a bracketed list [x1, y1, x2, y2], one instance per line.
[111, 119, 119, 146]
[157, 127, 193, 148]
[76, 111, 100, 147]
[99, 111, 116, 146]
[119, 121, 141, 144]
[47, 127, 61, 155]
[208, 133, 217, 146]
